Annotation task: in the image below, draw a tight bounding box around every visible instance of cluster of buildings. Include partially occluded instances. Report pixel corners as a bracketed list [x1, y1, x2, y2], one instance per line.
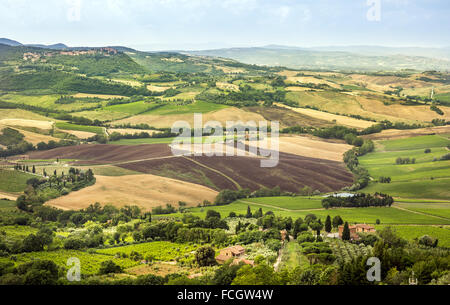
[215, 245, 254, 266]
[23, 48, 118, 62]
[338, 224, 376, 240]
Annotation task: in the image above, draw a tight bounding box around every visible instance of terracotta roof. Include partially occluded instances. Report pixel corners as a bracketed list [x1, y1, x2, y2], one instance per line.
[216, 254, 231, 262]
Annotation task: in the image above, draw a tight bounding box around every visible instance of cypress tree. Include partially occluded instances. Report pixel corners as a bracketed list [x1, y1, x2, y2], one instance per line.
[246, 206, 252, 218]
[325, 215, 332, 233]
[342, 222, 351, 241]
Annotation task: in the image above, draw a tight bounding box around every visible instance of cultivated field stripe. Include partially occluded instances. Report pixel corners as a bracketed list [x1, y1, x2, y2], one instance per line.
[182, 156, 242, 190]
[238, 199, 325, 212]
[391, 205, 450, 222]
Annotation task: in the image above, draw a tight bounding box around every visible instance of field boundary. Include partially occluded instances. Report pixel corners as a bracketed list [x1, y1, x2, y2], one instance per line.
[183, 156, 242, 190]
[391, 205, 450, 222]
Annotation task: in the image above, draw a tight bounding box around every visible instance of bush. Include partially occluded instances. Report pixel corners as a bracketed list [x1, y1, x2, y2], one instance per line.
[63, 237, 86, 250]
[98, 260, 123, 275]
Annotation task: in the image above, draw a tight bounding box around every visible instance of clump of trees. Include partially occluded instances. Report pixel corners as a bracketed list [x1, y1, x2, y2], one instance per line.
[379, 176, 391, 183]
[322, 193, 394, 209]
[396, 157, 416, 165]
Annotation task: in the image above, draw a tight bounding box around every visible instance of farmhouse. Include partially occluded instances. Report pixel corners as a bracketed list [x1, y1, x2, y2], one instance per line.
[216, 245, 246, 264]
[338, 224, 376, 240]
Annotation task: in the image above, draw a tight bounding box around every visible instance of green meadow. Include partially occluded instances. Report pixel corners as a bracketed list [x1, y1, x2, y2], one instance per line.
[395, 201, 450, 219]
[55, 122, 104, 134]
[375, 225, 450, 248]
[103, 101, 156, 115]
[172, 197, 450, 225]
[359, 134, 450, 200]
[378, 135, 450, 151]
[0, 169, 36, 193]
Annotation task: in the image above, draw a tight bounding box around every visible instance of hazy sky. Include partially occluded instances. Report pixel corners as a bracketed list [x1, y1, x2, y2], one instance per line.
[1, 0, 449, 50]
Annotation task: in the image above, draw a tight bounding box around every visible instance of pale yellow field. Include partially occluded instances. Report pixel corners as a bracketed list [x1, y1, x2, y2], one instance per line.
[349, 74, 430, 92]
[113, 107, 266, 129]
[275, 103, 375, 129]
[216, 82, 239, 91]
[0, 191, 19, 200]
[45, 174, 218, 211]
[278, 70, 341, 89]
[0, 124, 59, 145]
[112, 79, 143, 87]
[59, 129, 97, 139]
[215, 65, 246, 74]
[72, 93, 127, 99]
[147, 84, 171, 92]
[0, 119, 54, 130]
[285, 86, 316, 92]
[362, 125, 450, 140]
[248, 135, 352, 162]
[357, 96, 450, 121]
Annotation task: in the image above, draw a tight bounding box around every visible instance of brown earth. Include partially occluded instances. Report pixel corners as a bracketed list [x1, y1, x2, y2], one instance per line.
[27, 144, 173, 165]
[45, 174, 218, 211]
[26, 141, 353, 192]
[119, 152, 353, 193]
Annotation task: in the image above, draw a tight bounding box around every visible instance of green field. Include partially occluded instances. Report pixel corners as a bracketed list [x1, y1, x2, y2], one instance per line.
[375, 225, 450, 248]
[55, 122, 104, 135]
[96, 241, 199, 261]
[363, 178, 450, 200]
[396, 201, 450, 219]
[0, 93, 105, 112]
[0, 249, 139, 275]
[379, 135, 450, 151]
[0, 169, 36, 193]
[0, 225, 38, 239]
[359, 134, 450, 200]
[103, 101, 156, 115]
[279, 242, 309, 270]
[243, 196, 324, 210]
[0, 200, 16, 210]
[173, 198, 450, 225]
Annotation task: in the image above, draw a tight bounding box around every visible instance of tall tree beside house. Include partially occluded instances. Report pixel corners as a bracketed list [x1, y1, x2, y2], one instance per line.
[246, 206, 252, 218]
[342, 222, 351, 241]
[325, 215, 332, 233]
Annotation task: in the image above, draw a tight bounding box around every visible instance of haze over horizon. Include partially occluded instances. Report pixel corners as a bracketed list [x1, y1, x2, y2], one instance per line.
[1, 0, 449, 51]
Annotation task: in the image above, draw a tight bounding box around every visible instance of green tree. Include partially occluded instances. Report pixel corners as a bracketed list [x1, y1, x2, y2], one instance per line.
[342, 222, 351, 241]
[246, 206, 252, 218]
[195, 246, 216, 267]
[325, 215, 332, 233]
[332, 215, 343, 229]
[232, 264, 281, 285]
[98, 260, 123, 275]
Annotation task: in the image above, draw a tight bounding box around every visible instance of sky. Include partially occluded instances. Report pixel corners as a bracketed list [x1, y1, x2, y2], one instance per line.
[1, 0, 449, 51]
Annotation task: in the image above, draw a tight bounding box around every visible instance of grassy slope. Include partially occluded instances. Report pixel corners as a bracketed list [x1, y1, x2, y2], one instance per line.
[375, 225, 450, 248]
[169, 197, 450, 225]
[359, 135, 450, 200]
[55, 122, 104, 134]
[0, 169, 36, 193]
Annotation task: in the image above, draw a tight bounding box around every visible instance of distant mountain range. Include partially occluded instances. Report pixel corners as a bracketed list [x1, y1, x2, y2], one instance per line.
[187, 46, 450, 72]
[2, 37, 449, 72]
[0, 38, 68, 50]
